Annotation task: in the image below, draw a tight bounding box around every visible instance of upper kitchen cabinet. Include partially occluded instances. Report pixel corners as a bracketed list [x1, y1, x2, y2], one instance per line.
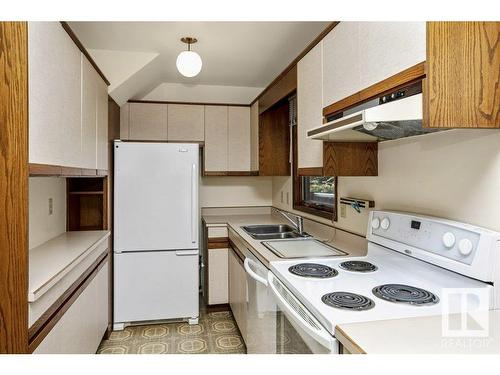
[129, 102, 167, 141]
[28, 22, 109, 171]
[322, 22, 425, 110]
[28, 22, 82, 167]
[204, 105, 228, 172]
[425, 22, 500, 128]
[228, 106, 251, 172]
[259, 99, 291, 176]
[297, 42, 324, 174]
[168, 104, 205, 141]
[322, 22, 360, 107]
[358, 22, 426, 89]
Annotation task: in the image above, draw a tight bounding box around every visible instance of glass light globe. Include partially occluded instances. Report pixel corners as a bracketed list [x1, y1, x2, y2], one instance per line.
[176, 50, 202, 77]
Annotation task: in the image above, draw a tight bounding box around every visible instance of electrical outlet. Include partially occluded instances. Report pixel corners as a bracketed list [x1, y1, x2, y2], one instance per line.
[340, 204, 346, 218]
[48, 198, 53, 215]
[286, 192, 289, 205]
[281, 191, 284, 203]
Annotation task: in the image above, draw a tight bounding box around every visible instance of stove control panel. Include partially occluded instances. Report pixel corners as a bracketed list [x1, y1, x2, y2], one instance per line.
[368, 211, 481, 265]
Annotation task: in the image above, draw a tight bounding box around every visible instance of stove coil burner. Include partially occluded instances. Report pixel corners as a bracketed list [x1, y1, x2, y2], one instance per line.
[321, 292, 375, 311]
[372, 284, 439, 306]
[339, 260, 378, 273]
[288, 263, 338, 279]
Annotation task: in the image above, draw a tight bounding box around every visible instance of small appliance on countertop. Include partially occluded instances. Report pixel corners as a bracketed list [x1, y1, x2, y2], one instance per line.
[268, 210, 500, 354]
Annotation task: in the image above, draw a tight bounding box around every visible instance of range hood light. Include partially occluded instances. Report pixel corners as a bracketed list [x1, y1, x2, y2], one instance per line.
[363, 122, 379, 131]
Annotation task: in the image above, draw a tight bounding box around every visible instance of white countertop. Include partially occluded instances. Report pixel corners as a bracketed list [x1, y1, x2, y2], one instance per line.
[203, 213, 368, 266]
[29, 230, 110, 302]
[335, 310, 500, 354]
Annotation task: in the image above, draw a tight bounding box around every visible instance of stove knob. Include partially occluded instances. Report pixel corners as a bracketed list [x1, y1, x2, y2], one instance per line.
[442, 232, 456, 249]
[458, 239, 473, 256]
[380, 217, 390, 230]
[371, 217, 380, 230]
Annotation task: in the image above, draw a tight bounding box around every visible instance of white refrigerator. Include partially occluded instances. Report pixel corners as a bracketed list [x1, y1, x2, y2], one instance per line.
[113, 141, 199, 330]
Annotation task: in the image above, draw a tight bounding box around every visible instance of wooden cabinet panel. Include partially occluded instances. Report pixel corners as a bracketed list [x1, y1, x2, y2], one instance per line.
[358, 22, 426, 89]
[259, 101, 290, 176]
[129, 103, 167, 140]
[28, 22, 82, 167]
[81, 57, 98, 169]
[228, 106, 251, 171]
[297, 42, 324, 170]
[322, 22, 360, 108]
[168, 104, 204, 141]
[258, 65, 297, 114]
[208, 248, 229, 305]
[250, 101, 259, 172]
[425, 22, 500, 128]
[204, 106, 228, 172]
[96, 78, 108, 170]
[323, 142, 378, 176]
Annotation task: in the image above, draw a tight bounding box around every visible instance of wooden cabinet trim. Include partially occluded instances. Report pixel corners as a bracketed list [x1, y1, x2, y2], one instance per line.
[60, 22, 110, 86]
[29, 163, 108, 177]
[203, 171, 259, 177]
[208, 237, 229, 249]
[297, 167, 324, 176]
[129, 99, 250, 107]
[28, 251, 109, 353]
[0, 21, 29, 354]
[322, 62, 426, 117]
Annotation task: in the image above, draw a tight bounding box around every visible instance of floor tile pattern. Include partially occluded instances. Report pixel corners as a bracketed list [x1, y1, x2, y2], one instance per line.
[97, 306, 246, 354]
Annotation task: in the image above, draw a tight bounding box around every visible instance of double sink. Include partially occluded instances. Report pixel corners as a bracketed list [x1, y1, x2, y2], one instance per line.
[242, 224, 310, 240]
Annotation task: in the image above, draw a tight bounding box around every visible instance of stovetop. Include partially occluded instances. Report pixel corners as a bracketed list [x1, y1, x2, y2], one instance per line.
[269, 243, 493, 336]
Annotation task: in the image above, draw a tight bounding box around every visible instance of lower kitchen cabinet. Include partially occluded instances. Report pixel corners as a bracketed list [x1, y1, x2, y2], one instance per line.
[228, 246, 247, 341]
[33, 260, 109, 354]
[207, 248, 229, 305]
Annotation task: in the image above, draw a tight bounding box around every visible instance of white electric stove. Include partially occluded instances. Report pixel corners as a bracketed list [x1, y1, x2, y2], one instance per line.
[268, 210, 500, 354]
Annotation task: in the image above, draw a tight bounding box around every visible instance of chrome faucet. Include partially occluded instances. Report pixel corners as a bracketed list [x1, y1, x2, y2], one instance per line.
[273, 208, 304, 235]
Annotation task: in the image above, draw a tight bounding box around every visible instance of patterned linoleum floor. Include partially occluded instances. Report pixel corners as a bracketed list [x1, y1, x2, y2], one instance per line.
[97, 305, 246, 354]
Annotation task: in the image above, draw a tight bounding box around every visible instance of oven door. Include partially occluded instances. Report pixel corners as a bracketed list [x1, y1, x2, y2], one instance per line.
[268, 272, 338, 354]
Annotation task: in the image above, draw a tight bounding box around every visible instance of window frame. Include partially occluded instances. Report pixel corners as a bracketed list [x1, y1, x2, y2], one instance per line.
[292, 125, 338, 221]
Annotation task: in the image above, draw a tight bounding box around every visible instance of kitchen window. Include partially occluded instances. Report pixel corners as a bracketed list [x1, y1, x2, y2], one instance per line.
[292, 125, 337, 221]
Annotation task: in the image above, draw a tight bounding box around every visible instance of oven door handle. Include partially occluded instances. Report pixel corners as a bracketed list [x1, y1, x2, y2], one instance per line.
[244, 258, 268, 286]
[267, 272, 335, 351]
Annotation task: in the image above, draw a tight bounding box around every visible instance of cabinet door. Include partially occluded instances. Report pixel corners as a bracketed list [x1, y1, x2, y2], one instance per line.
[250, 101, 259, 172]
[322, 22, 360, 107]
[28, 22, 82, 167]
[168, 104, 204, 141]
[129, 102, 167, 140]
[425, 22, 500, 128]
[259, 101, 290, 176]
[297, 42, 323, 170]
[96, 78, 108, 170]
[208, 248, 229, 305]
[228, 106, 251, 171]
[81, 57, 98, 169]
[358, 22, 426, 89]
[204, 106, 228, 172]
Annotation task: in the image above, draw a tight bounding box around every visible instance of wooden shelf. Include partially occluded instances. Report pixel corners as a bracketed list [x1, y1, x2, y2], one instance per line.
[29, 163, 108, 177]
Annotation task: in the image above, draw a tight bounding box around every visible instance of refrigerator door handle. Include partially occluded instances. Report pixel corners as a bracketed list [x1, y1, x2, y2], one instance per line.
[191, 162, 197, 244]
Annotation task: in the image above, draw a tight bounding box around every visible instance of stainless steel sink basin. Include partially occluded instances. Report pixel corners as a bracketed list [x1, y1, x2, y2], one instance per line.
[241, 224, 309, 240]
[242, 224, 296, 235]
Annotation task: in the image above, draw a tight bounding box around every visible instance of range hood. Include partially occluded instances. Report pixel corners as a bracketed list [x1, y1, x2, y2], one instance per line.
[308, 84, 443, 142]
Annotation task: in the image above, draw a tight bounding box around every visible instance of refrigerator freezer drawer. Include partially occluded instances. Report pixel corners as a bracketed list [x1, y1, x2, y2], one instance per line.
[114, 250, 199, 324]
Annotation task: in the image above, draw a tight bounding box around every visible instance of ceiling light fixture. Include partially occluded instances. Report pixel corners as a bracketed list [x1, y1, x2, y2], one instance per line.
[176, 37, 202, 78]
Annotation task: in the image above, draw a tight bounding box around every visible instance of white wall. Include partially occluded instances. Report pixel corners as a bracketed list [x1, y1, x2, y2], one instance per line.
[201, 176, 273, 208]
[273, 129, 500, 236]
[141, 82, 263, 105]
[29, 177, 67, 249]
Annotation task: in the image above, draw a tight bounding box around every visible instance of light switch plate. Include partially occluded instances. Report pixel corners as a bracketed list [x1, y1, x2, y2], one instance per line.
[48, 198, 53, 215]
[340, 204, 346, 218]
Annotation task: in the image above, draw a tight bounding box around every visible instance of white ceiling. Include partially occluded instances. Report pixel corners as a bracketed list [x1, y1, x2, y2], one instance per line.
[68, 22, 330, 104]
